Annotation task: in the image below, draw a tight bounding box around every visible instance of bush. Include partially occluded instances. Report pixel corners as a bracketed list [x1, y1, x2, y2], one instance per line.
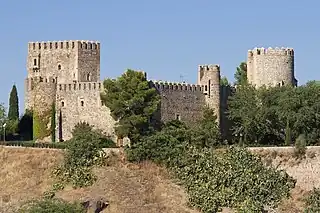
[50, 122, 108, 194]
[304, 188, 320, 212]
[294, 134, 307, 159]
[126, 120, 189, 166]
[18, 198, 86, 213]
[172, 146, 296, 212]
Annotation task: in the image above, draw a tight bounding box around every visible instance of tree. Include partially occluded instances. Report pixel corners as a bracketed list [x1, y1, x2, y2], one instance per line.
[8, 84, 19, 121]
[101, 69, 160, 143]
[220, 76, 230, 86]
[18, 110, 33, 141]
[234, 62, 247, 86]
[0, 103, 6, 139]
[190, 107, 221, 148]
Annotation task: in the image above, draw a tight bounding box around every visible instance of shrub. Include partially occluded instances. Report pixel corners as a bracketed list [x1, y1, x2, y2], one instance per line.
[125, 120, 189, 166]
[294, 134, 307, 159]
[50, 122, 107, 193]
[171, 146, 296, 212]
[18, 198, 86, 213]
[304, 188, 320, 212]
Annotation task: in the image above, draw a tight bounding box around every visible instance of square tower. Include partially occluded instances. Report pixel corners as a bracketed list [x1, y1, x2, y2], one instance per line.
[27, 40, 100, 84]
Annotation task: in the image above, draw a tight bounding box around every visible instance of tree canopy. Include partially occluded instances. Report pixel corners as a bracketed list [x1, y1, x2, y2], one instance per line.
[8, 84, 19, 121]
[234, 62, 247, 86]
[101, 69, 160, 143]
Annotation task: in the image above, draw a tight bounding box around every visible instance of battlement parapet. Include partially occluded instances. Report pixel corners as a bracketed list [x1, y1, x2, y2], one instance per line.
[248, 47, 294, 57]
[28, 40, 100, 51]
[57, 82, 102, 91]
[150, 80, 204, 92]
[198, 64, 220, 72]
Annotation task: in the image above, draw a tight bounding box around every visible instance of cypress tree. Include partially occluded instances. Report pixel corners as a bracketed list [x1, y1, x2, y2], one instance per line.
[8, 84, 19, 121]
[51, 103, 56, 142]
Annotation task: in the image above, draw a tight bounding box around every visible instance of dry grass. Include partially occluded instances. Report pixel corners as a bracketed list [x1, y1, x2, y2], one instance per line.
[0, 146, 198, 213]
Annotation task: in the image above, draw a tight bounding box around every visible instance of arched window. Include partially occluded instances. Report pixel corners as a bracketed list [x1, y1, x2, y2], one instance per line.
[81, 101, 84, 106]
[61, 101, 65, 107]
[58, 64, 61, 70]
[86, 73, 91, 81]
[34, 59, 37, 66]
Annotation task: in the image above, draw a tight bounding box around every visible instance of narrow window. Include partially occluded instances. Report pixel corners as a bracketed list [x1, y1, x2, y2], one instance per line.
[34, 59, 37, 66]
[58, 64, 61, 70]
[81, 101, 84, 106]
[86, 73, 91, 81]
[61, 101, 65, 107]
[176, 114, 181, 120]
[60, 42, 63, 48]
[72, 42, 75, 48]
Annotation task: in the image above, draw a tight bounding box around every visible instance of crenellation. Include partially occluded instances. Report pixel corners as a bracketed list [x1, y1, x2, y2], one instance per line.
[151, 81, 201, 92]
[57, 82, 103, 91]
[28, 40, 100, 52]
[250, 47, 294, 56]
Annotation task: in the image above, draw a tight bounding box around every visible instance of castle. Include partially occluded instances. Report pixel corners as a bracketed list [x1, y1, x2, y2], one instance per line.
[24, 40, 296, 144]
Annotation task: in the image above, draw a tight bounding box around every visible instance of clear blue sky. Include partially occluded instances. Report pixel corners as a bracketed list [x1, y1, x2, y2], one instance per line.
[0, 0, 319, 115]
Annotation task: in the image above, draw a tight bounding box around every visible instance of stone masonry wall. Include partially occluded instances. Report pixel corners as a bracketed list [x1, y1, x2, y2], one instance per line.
[78, 42, 100, 82]
[247, 47, 295, 88]
[55, 82, 116, 141]
[151, 81, 206, 126]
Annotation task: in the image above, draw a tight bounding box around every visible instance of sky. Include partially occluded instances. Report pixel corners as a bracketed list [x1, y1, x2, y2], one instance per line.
[0, 0, 319, 115]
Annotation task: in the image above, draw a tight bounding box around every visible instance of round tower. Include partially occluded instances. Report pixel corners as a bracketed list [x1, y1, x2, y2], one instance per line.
[247, 47, 296, 88]
[197, 64, 221, 124]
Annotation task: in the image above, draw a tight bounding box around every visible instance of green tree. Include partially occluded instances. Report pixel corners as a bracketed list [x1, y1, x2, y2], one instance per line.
[101, 69, 160, 143]
[190, 107, 221, 148]
[220, 76, 230, 86]
[8, 84, 19, 121]
[51, 103, 56, 142]
[234, 62, 247, 85]
[18, 110, 33, 141]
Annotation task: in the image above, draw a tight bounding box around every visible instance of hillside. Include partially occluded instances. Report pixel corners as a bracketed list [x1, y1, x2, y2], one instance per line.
[0, 146, 319, 213]
[0, 146, 198, 213]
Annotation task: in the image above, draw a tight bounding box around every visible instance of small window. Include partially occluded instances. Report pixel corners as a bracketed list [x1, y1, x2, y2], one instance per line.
[86, 73, 91, 81]
[61, 101, 65, 107]
[205, 85, 208, 91]
[58, 64, 61, 70]
[176, 114, 181, 120]
[81, 101, 84, 106]
[34, 59, 37, 66]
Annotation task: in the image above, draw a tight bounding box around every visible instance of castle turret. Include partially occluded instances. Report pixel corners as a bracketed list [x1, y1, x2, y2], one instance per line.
[247, 47, 296, 87]
[197, 64, 221, 124]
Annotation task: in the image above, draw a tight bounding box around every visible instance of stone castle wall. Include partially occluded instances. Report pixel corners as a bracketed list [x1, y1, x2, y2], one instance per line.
[151, 81, 206, 125]
[247, 47, 296, 87]
[55, 82, 116, 141]
[24, 41, 297, 143]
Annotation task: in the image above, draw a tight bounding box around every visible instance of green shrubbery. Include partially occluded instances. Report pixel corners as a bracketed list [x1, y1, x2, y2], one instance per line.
[304, 188, 320, 212]
[126, 110, 296, 212]
[18, 198, 86, 213]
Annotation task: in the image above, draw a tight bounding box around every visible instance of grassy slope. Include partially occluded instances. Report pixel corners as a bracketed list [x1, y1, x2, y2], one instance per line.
[0, 146, 198, 213]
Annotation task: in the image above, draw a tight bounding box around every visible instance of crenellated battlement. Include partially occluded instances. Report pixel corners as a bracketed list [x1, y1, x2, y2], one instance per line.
[28, 40, 100, 51]
[57, 82, 102, 91]
[198, 64, 220, 72]
[150, 80, 204, 92]
[248, 47, 294, 57]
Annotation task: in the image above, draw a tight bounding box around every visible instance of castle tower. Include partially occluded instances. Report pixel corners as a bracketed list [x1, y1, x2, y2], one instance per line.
[247, 47, 297, 88]
[25, 40, 101, 142]
[197, 64, 221, 124]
